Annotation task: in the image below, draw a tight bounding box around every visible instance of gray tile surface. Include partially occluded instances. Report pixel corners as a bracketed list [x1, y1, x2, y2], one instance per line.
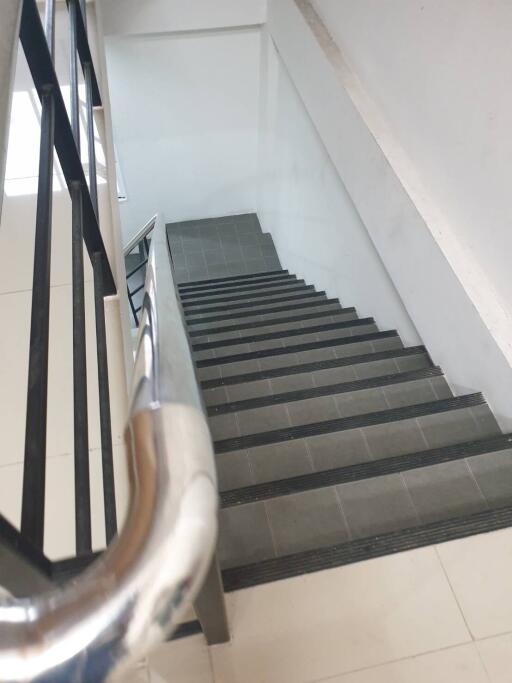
[403, 460, 488, 524]
[168, 213, 281, 283]
[266, 488, 350, 555]
[337, 473, 419, 539]
[467, 449, 512, 507]
[216, 450, 254, 491]
[218, 502, 275, 569]
[248, 440, 314, 485]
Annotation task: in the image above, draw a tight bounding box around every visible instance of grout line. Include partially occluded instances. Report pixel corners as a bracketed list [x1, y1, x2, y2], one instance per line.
[434, 544, 476, 641]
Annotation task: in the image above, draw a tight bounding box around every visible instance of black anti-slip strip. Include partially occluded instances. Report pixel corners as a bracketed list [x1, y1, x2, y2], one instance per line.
[201, 345, 430, 389]
[179, 274, 296, 296]
[196, 330, 398, 368]
[186, 298, 340, 325]
[194, 317, 375, 351]
[180, 277, 301, 300]
[169, 620, 203, 641]
[222, 504, 512, 591]
[221, 434, 512, 507]
[179, 269, 288, 289]
[188, 307, 357, 338]
[182, 284, 314, 308]
[214, 393, 485, 453]
[208, 367, 443, 416]
[184, 290, 326, 315]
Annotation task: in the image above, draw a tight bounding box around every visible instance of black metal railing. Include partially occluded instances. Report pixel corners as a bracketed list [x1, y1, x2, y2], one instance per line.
[124, 214, 157, 325]
[7, 0, 117, 563]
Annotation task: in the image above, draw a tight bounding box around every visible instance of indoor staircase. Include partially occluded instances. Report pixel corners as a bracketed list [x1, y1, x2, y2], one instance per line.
[168, 217, 512, 595]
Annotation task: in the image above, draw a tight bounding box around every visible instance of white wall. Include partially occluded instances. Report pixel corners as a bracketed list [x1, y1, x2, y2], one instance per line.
[105, 28, 261, 242]
[264, 0, 512, 429]
[258, 30, 420, 344]
[313, 0, 512, 315]
[100, 0, 267, 36]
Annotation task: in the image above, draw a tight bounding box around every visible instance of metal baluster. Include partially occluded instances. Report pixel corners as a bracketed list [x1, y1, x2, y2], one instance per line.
[81, 1, 118, 541]
[21, 0, 56, 551]
[69, 0, 91, 553]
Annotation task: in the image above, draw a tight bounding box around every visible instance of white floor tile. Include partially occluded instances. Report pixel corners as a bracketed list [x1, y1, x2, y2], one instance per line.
[436, 528, 512, 639]
[147, 635, 214, 683]
[116, 661, 149, 683]
[211, 547, 470, 683]
[476, 632, 512, 682]
[317, 642, 488, 683]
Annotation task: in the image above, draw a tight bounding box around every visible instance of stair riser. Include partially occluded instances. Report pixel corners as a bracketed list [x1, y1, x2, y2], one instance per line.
[178, 269, 288, 290]
[180, 278, 300, 300]
[181, 283, 311, 307]
[184, 292, 327, 317]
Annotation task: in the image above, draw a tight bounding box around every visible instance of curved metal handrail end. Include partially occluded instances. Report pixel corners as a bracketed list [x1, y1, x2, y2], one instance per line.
[123, 215, 158, 257]
[0, 402, 218, 683]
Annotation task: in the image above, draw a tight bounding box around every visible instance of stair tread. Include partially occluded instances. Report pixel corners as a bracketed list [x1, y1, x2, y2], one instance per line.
[181, 283, 312, 306]
[178, 269, 288, 289]
[185, 298, 341, 325]
[208, 367, 444, 416]
[180, 277, 301, 299]
[196, 330, 399, 368]
[184, 291, 327, 316]
[193, 318, 374, 351]
[220, 433, 512, 506]
[201, 345, 430, 388]
[214, 393, 486, 453]
[221, 504, 512, 591]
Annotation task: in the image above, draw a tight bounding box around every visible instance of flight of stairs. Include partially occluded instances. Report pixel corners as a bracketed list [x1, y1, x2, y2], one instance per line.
[172, 233, 512, 594]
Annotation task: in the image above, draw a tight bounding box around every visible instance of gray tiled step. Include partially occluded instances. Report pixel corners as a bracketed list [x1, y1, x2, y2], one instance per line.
[180, 276, 300, 300]
[179, 273, 297, 297]
[221, 505, 512, 591]
[187, 301, 346, 331]
[193, 319, 378, 362]
[184, 290, 327, 316]
[208, 367, 445, 417]
[208, 374, 451, 441]
[196, 333, 402, 382]
[201, 345, 430, 390]
[202, 347, 431, 406]
[217, 439, 512, 572]
[196, 330, 399, 369]
[188, 308, 357, 344]
[214, 393, 493, 454]
[214, 401, 498, 490]
[221, 434, 512, 507]
[178, 269, 288, 290]
[181, 282, 310, 306]
[193, 317, 374, 352]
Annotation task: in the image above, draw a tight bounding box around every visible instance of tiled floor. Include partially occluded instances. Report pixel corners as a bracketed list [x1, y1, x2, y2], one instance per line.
[120, 521, 512, 683]
[166, 214, 281, 283]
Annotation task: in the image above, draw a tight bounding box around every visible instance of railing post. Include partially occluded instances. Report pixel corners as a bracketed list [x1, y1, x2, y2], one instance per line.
[0, 0, 22, 219]
[193, 554, 230, 645]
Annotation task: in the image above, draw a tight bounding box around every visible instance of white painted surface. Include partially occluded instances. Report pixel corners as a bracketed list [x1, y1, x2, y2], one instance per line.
[0, 4, 130, 559]
[100, 0, 266, 37]
[105, 28, 261, 242]
[257, 30, 420, 345]
[265, 0, 512, 428]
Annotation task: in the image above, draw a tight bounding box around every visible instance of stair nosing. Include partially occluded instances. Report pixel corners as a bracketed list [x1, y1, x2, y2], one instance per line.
[193, 317, 375, 351]
[221, 504, 512, 591]
[214, 393, 485, 453]
[178, 269, 288, 289]
[187, 307, 358, 338]
[186, 298, 340, 325]
[184, 290, 327, 315]
[181, 283, 312, 306]
[220, 433, 512, 507]
[201, 345, 430, 389]
[196, 330, 399, 368]
[207, 366, 443, 416]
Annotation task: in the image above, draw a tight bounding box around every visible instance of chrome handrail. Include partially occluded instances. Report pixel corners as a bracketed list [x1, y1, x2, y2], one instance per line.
[0, 214, 219, 682]
[123, 213, 158, 256]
